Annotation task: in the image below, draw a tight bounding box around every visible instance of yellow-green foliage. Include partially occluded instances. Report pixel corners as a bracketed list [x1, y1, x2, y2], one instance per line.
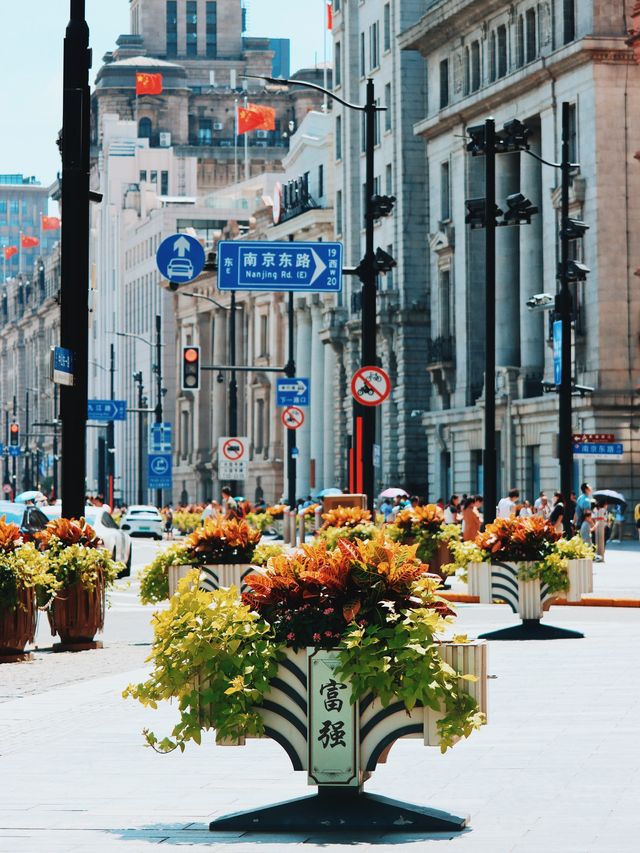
[318, 523, 378, 550]
[172, 511, 202, 535]
[251, 542, 286, 566]
[0, 542, 50, 611]
[44, 544, 121, 592]
[139, 543, 191, 605]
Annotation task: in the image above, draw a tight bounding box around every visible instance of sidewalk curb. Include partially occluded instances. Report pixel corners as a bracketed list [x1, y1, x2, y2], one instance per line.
[442, 593, 640, 608]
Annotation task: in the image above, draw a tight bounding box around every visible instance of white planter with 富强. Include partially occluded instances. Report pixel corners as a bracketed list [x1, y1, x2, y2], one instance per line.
[466, 562, 491, 603]
[168, 563, 254, 597]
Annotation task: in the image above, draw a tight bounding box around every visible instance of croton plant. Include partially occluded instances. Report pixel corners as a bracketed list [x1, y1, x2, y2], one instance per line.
[35, 517, 121, 592]
[0, 517, 49, 612]
[184, 517, 261, 564]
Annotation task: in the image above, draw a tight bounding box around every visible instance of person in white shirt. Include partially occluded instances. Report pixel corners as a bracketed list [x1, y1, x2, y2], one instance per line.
[496, 489, 519, 519]
[443, 495, 461, 524]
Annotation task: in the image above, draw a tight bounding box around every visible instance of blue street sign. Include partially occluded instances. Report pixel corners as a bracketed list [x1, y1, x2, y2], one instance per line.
[217, 240, 343, 293]
[553, 320, 562, 385]
[149, 422, 172, 454]
[9, 446, 21, 458]
[276, 377, 310, 407]
[573, 442, 623, 457]
[156, 233, 206, 284]
[148, 453, 173, 489]
[88, 399, 127, 421]
[52, 346, 74, 386]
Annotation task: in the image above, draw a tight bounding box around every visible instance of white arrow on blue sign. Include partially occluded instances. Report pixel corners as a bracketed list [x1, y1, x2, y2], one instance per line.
[88, 399, 127, 421]
[156, 233, 206, 284]
[276, 377, 310, 407]
[148, 453, 173, 489]
[217, 240, 343, 293]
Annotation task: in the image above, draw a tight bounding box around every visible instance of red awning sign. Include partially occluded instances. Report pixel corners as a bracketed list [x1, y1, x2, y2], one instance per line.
[222, 438, 245, 461]
[351, 366, 391, 407]
[282, 406, 305, 430]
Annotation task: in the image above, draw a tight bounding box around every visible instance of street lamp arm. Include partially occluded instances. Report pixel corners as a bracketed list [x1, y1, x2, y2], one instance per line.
[111, 329, 165, 348]
[523, 149, 579, 170]
[245, 74, 386, 113]
[179, 291, 231, 311]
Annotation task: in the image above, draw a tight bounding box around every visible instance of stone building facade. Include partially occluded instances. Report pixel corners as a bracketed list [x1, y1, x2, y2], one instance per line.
[331, 0, 430, 496]
[400, 0, 640, 507]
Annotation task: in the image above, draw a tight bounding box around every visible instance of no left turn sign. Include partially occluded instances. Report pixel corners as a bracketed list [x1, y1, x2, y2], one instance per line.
[281, 406, 305, 430]
[351, 366, 391, 407]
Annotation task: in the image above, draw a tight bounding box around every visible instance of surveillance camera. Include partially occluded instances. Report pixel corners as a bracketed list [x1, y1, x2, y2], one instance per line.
[526, 293, 555, 312]
[216, 372, 224, 384]
[410, 409, 424, 418]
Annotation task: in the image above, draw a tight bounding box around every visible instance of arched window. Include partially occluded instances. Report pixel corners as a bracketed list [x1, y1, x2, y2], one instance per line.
[138, 117, 152, 139]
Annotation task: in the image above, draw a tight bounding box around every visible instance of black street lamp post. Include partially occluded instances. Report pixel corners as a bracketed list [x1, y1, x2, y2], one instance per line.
[153, 314, 164, 508]
[107, 343, 116, 507]
[133, 371, 146, 504]
[483, 119, 498, 525]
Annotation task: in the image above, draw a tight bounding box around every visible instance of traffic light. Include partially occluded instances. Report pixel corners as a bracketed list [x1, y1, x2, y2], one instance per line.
[502, 193, 538, 225]
[9, 422, 19, 447]
[181, 345, 200, 391]
[465, 198, 503, 229]
[369, 195, 395, 220]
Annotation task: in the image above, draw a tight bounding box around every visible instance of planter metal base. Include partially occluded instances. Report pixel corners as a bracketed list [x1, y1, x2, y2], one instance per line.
[478, 619, 584, 641]
[210, 788, 468, 833]
[52, 640, 103, 653]
[0, 651, 34, 663]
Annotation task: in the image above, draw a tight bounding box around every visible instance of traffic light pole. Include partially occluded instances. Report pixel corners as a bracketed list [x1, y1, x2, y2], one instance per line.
[558, 102, 573, 534]
[107, 343, 115, 509]
[60, 0, 91, 518]
[226, 291, 238, 495]
[3, 409, 9, 488]
[483, 118, 497, 525]
[133, 372, 145, 504]
[11, 395, 17, 497]
[285, 292, 297, 509]
[24, 391, 30, 492]
[53, 384, 59, 501]
[154, 314, 163, 508]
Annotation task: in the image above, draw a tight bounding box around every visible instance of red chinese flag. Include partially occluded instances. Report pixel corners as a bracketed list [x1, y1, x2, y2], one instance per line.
[3, 246, 18, 261]
[327, 1, 333, 30]
[21, 235, 40, 249]
[135, 72, 163, 95]
[237, 103, 276, 135]
[41, 215, 61, 231]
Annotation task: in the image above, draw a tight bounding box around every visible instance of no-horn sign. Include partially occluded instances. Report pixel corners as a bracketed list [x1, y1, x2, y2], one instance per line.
[351, 366, 391, 407]
[281, 406, 305, 430]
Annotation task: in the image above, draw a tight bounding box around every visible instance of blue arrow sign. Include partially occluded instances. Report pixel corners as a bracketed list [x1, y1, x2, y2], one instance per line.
[573, 442, 623, 457]
[276, 377, 310, 407]
[148, 453, 173, 489]
[88, 399, 127, 421]
[217, 240, 343, 293]
[156, 233, 206, 284]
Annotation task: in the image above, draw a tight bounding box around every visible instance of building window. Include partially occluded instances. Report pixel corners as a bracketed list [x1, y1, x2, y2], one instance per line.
[440, 161, 450, 222]
[360, 32, 365, 77]
[334, 41, 341, 87]
[386, 243, 394, 289]
[138, 117, 152, 139]
[516, 16, 524, 67]
[383, 3, 391, 52]
[470, 41, 481, 91]
[374, 99, 381, 145]
[255, 399, 265, 455]
[259, 314, 268, 356]
[463, 48, 470, 96]
[166, 1, 177, 57]
[180, 409, 191, 458]
[497, 25, 507, 77]
[384, 82, 391, 131]
[150, 170, 158, 183]
[160, 171, 169, 195]
[336, 189, 343, 235]
[206, 1, 217, 58]
[567, 103, 578, 163]
[198, 118, 213, 144]
[525, 445, 540, 503]
[318, 164, 324, 199]
[139, 170, 147, 183]
[563, 0, 576, 45]
[369, 21, 380, 70]
[439, 269, 451, 338]
[525, 8, 537, 63]
[385, 163, 392, 195]
[186, 0, 198, 57]
[335, 114, 342, 160]
[439, 58, 449, 109]
[488, 32, 496, 83]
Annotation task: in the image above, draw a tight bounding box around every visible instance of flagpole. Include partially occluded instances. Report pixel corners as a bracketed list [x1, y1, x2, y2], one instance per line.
[234, 97, 239, 185]
[19, 231, 23, 275]
[323, 1, 328, 111]
[244, 96, 249, 181]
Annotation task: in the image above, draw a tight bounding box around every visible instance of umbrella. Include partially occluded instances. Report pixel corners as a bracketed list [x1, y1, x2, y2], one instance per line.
[379, 488, 409, 498]
[592, 489, 627, 509]
[14, 491, 45, 505]
[315, 488, 342, 498]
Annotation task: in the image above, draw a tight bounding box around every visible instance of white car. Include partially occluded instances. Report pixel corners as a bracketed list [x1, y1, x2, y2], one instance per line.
[42, 505, 132, 576]
[120, 505, 164, 540]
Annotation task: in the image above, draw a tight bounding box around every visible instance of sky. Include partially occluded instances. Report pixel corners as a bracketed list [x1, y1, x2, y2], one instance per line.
[0, 0, 330, 186]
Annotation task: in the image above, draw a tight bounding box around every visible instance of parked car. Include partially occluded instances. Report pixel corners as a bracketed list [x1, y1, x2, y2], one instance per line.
[0, 500, 50, 536]
[42, 505, 132, 577]
[120, 505, 164, 540]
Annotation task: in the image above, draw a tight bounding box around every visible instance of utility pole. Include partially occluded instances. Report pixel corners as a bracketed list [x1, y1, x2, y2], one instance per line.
[107, 343, 116, 508]
[227, 291, 238, 494]
[133, 372, 145, 504]
[558, 102, 573, 534]
[483, 118, 497, 525]
[24, 391, 30, 492]
[285, 291, 297, 509]
[52, 384, 59, 501]
[11, 395, 17, 497]
[3, 408, 9, 488]
[154, 314, 163, 508]
[60, 0, 91, 517]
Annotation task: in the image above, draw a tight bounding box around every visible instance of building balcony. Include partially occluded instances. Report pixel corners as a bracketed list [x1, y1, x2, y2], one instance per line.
[426, 335, 455, 366]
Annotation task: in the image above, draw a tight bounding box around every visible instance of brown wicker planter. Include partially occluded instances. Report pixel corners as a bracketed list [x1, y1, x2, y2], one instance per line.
[48, 575, 105, 652]
[427, 540, 452, 583]
[0, 584, 37, 663]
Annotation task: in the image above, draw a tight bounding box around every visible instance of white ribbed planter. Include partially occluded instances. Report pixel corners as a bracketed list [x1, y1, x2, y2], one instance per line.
[518, 576, 543, 620]
[466, 562, 491, 603]
[566, 558, 593, 601]
[168, 563, 253, 597]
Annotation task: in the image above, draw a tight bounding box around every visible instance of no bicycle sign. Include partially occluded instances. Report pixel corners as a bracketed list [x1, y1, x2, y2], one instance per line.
[351, 366, 391, 407]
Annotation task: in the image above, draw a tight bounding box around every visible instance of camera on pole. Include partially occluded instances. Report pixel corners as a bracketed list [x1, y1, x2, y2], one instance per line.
[181, 346, 200, 391]
[369, 194, 395, 220]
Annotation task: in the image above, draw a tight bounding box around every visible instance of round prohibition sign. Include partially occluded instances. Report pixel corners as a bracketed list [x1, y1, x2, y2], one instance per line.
[351, 365, 391, 407]
[281, 406, 305, 430]
[222, 438, 245, 461]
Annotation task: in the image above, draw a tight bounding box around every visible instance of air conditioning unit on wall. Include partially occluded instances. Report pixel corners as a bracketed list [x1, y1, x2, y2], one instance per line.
[213, 122, 223, 131]
[159, 132, 171, 147]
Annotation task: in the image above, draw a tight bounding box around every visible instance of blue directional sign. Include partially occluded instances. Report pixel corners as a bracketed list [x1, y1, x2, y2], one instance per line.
[88, 399, 127, 421]
[573, 442, 623, 457]
[156, 233, 206, 284]
[148, 453, 173, 490]
[276, 377, 310, 407]
[9, 446, 21, 458]
[52, 346, 74, 386]
[553, 320, 562, 385]
[217, 240, 343, 293]
[149, 422, 172, 454]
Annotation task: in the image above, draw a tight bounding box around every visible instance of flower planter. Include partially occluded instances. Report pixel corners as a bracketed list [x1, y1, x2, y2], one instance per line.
[428, 540, 452, 582]
[566, 558, 593, 601]
[48, 577, 105, 652]
[168, 563, 253, 597]
[466, 562, 491, 603]
[0, 585, 37, 663]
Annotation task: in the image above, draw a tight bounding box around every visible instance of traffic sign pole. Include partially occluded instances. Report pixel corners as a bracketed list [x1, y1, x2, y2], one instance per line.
[286, 292, 297, 509]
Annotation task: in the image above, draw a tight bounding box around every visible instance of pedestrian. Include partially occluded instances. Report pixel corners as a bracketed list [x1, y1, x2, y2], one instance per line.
[592, 499, 608, 560]
[496, 488, 519, 519]
[533, 491, 546, 512]
[163, 505, 174, 540]
[579, 509, 595, 545]
[535, 494, 551, 519]
[549, 492, 565, 534]
[610, 506, 624, 543]
[201, 498, 215, 523]
[574, 482, 593, 529]
[443, 494, 461, 524]
[221, 486, 239, 519]
[379, 497, 393, 522]
[462, 495, 483, 541]
[635, 501, 640, 541]
[519, 500, 533, 517]
[567, 491, 577, 532]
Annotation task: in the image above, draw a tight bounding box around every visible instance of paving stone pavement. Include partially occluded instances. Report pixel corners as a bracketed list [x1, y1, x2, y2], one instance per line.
[2, 594, 640, 852]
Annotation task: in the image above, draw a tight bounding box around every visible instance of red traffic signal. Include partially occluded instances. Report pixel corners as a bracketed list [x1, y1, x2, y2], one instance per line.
[181, 345, 200, 391]
[9, 422, 19, 446]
